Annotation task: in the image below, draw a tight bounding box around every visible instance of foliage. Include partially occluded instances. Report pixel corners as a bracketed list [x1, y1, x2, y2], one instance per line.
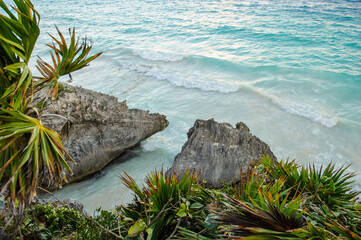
[1, 3, 360, 239]
[119, 170, 219, 239]
[0, 0, 101, 210]
[2, 157, 361, 239]
[35, 27, 102, 98]
[0, 109, 73, 205]
[211, 156, 361, 239]
[20, 204, 86, 239]
[1, 204, 122, 240]
[214, 194, 305, 236]
[261, 156, 358, 210]
[70, 160, 359, 240]
[69, 208, 123, 240]
[0, 0, 40, 113]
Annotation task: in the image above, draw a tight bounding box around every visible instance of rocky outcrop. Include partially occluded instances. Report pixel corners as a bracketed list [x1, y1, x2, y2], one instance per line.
[41, 86, 168, 184]
[168, 119, 276, 188]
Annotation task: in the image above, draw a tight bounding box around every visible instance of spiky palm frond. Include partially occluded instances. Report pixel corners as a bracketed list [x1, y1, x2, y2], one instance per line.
[0, 0, 40, 67]
[1, 0, 101, 209]
[307, 200, 361, 239]
[261, 156, 359, 210]
[120, 170, 211, 239]
[145, 170, 197, 213]
[237, 223, 338, 240]
[0, 108, 74, 205]
[0, 0, 40, 111]
[324, 219, 361, 240]
[213, 194, 305, 237]
[35, 27, 102, 98]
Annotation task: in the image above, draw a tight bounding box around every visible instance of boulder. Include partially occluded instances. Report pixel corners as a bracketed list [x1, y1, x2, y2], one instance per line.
[168, 119, 276, 188]
[41, 86, 168, 184]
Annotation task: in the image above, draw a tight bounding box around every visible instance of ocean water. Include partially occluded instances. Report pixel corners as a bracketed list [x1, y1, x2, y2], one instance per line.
[26, 0, 361, 212]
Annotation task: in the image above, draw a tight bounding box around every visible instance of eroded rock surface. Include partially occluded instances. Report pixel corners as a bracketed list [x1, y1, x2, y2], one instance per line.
[41, 86, 168, 184]
[168, 119, 276, 188]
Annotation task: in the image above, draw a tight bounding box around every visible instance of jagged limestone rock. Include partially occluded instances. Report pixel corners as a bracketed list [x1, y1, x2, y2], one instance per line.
[168, 119, 276, 188]
[41, 86, 168, 184]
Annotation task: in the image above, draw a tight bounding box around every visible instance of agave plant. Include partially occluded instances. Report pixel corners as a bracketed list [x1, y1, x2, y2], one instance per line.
[0, 0, 101, 211]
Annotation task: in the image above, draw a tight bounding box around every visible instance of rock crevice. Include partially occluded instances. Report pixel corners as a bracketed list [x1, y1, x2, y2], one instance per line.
[42, 86, 168, 184]
[168, 119, 276, 188]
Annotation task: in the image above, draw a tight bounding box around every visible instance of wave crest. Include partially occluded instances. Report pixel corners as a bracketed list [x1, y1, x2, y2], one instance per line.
[270, 96, 338, 128]
[132, 49, 184, 62]
[121, 63, 240, 93]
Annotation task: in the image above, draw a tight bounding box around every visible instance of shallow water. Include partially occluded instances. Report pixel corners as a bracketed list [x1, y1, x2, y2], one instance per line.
[25, 0, 361, 212]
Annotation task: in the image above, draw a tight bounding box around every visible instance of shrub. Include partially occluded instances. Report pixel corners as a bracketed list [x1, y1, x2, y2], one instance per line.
[0, 0, 101, 217]
[211, 156, 361, 239]
[119, 170, 219, 239]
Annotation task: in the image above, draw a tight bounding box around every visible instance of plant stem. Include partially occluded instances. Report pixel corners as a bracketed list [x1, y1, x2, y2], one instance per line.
[86, 216, 124, 240]
[38, 186, 65, 205]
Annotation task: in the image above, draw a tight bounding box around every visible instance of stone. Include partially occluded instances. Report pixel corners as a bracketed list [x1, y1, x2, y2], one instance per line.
[41, 85, 168, 184]
[62, 198, 86, 216]
[168, 119, 277, 188]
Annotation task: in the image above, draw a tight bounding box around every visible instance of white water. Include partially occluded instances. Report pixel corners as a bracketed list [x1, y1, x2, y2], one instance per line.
[25, 0, 361, 212]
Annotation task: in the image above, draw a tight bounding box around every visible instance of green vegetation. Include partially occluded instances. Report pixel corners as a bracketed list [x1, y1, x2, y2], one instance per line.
[118, 170, 219, 239]
[2, 157, 360, 239]
[213, 156, 361, 239]
[0, 0, 101, 237]
[1, 1, 360, 239]
[0, 0, 101, 211]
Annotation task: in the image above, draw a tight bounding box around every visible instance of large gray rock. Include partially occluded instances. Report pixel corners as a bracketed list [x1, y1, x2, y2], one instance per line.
[41, 86, 168, 184]
[168, 119, 276, 188]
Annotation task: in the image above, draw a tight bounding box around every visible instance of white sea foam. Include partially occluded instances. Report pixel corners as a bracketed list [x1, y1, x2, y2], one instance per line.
[270, 96, 338, 128]
[132, 49, 184, 62]
[121, 63, 240, 93]
[122, 62, 339, 128]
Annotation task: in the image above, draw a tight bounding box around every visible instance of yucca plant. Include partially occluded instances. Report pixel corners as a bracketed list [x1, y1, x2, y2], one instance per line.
[242, 157, 361, 238]
[210, 158, 352, 239]
[225, 167, 292, 209]
[261, 156, 359, 210]
[120, 170, 217, 239]
[0, 109, 73, 204]
[0, 0, 101, 218]
[0, 0, 40, 113]
[35, 26, 102, 99]
[212, 192, 305, 237]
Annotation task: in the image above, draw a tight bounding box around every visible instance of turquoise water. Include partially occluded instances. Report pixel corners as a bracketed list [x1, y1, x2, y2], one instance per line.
[28, 0, 361, 212]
